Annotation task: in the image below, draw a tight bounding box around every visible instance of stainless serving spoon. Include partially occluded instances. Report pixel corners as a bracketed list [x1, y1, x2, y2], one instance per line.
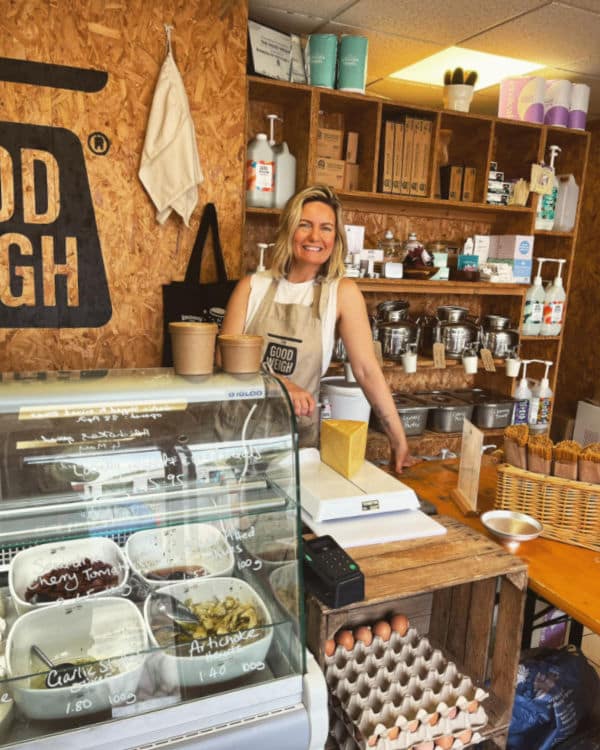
[152, 592, 201, 624]
[31, 644, 89, 689]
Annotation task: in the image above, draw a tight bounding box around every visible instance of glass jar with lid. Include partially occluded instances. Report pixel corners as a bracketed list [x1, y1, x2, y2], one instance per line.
[377, 229, 403, 262]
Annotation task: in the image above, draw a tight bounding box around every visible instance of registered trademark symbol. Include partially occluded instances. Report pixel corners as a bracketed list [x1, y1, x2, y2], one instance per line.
[88, 131, 110, 155]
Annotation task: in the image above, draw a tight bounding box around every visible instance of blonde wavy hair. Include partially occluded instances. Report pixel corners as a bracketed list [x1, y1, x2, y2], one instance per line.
[269, 184, 347, 280]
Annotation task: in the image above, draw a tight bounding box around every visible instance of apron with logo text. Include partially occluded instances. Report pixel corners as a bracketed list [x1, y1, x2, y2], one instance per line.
[246, 278, 330, 446]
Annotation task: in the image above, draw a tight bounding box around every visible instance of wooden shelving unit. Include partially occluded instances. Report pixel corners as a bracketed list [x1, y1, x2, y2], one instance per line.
[244, 75, 590, 451]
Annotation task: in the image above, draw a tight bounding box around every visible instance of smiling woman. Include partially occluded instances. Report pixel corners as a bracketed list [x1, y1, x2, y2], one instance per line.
[220, 185, 414, 473]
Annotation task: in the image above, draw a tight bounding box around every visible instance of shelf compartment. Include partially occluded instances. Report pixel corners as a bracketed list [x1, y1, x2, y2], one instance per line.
[438, 112, 493, 203]
[491, 120, 544, 208]
[316, 90, 381, 193]
[248, 76, 313, 191]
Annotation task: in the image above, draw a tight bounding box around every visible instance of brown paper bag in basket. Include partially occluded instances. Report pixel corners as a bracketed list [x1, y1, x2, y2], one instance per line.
[503, 425, 529, 469]
[578, 443, 600, 484]
[527, 434, 553, 475]
[553, 440, 582, 480]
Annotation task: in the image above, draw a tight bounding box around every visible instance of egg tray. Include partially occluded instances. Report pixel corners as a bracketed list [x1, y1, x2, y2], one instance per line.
[324, 627, 488, 750]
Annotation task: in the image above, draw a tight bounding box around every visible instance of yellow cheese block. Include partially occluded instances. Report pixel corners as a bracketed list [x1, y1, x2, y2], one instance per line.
[320, 419, 368, 478]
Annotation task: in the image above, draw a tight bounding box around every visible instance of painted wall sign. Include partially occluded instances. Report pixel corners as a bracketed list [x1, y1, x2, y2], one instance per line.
[0, 58, 111, 328]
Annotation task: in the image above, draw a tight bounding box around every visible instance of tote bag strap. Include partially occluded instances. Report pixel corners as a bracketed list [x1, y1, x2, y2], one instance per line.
[184, 202, 228, 283]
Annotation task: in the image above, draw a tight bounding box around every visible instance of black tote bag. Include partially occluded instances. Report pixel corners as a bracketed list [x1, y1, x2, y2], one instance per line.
[161, 203, 238, 366]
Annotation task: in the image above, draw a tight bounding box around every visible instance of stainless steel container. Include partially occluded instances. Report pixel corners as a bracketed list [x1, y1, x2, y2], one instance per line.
[480, 328, 520, 359]
[412, 390, 474, 433]
[449, 389, 516, 428]
[379, 318, 421, 359]
[370, 393, 430, 435]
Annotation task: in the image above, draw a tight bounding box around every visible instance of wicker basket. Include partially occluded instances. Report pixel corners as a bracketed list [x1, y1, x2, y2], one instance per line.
[495, 463, 600, 552]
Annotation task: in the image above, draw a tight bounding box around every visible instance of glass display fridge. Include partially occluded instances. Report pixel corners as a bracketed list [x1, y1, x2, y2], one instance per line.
[0, 368, 327, 749]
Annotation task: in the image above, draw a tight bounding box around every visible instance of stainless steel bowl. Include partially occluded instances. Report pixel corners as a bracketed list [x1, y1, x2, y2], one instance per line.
[481, 510, 543, 553]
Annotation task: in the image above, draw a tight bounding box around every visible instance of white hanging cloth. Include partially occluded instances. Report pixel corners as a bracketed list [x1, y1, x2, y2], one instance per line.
[139, 25, 204, 226]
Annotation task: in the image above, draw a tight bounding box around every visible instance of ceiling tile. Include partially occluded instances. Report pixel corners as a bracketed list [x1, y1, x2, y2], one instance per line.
[557, 0, 600, 11]
[462, 2, 600, 69]
[318, 21, 443, 82]
[560, 54, 600, 77]
[248, 5, 326, 34]
[249, 0, 350, 24]
[334, 0, 547, 46]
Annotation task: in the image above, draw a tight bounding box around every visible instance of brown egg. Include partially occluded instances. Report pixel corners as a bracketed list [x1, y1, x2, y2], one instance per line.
[428, 711, 440, 726]
[353, 625, 373, 646]
[458, 728, 473, 744]
[372, 619, 392, 641]
[335, 629, 355, 651]
[446, 706, 458, 719]
[324, 639, 336, 657]
[387, 726, 400, 740]
[414, 742, 434, 750]
[434, 736, 454, 749]
[407, 718, 420, 733]
[467, 699, 479, 713]
[390, 613, 410, 636]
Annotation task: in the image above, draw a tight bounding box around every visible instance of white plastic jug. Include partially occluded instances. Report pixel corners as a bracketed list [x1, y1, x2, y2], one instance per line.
[246, 133, 275, 208]
[553, 174, 579, 232]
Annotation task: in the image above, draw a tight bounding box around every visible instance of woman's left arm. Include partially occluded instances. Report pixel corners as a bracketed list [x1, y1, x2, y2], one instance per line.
[336, 279, 415, 474]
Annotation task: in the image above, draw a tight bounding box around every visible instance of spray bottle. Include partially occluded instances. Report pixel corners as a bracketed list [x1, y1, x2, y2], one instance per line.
[513, 359, 533, 425]
[266, 114, 297, 210]
[529, 360, 553, 432]
[535, 145, 561, 230]
[540, 259, 566, 335]
[522, 257, 547, 335]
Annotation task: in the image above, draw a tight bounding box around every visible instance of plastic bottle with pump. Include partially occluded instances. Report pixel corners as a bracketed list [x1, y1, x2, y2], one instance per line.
[522, 258, 547, 335]
[266, 114, 296, 210]
[512, 360, 532, 425]
[255, 242, 273, 273]
[540, 259, 566, 336]
[246, 132, 275, 208]
[528, 360, 553, 432]
[553, 174, 579, 232]
[535, 145, 561, 230]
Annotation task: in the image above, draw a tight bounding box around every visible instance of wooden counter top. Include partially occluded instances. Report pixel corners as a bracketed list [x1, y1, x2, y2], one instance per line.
[399, 458, 600, 635]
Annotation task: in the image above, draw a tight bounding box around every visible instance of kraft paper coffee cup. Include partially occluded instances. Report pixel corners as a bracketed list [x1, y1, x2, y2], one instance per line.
[307, 34, 338, 89]
[169, 322, 218, 376]
[337, 35, 368, 93]
[218, 334, 264, 374]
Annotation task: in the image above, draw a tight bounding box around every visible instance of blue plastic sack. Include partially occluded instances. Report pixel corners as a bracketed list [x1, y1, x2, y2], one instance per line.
[508, 647, 600, 750]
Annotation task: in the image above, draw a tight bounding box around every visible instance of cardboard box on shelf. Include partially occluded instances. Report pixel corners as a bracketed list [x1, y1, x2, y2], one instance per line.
[380, 120, 395, 193]
[392, 121, 404, 194]
[315, 157, 345, 190]
[345, 131, 359, 163]
[400, 117, 414, 195]
[343, 162, 360, 191]
[462, 167, 477, 202]
[317, 128, 344, 160]
[573, 400, 600, 445]
[439, 165, 463, 201]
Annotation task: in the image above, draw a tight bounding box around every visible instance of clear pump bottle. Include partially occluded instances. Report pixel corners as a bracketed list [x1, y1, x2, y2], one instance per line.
[522, 258, 547, 335]
[513, 360, 532, 425]
[540, 259, 566, 336]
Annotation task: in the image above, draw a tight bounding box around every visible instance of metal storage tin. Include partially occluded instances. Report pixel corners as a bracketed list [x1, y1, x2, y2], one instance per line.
[412, 391, 474, 433]
[370, 392, 431, 436]
[449, 389, 516, 429]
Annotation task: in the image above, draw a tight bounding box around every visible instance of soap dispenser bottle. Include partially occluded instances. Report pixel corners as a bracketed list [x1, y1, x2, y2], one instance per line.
[535, 145, 561, 230]
[266, 113, 297, 209]
[513, 360, 532, 425]
[246, 132, 275, 208]
[540, 259, 566, 336]
[522, 258, 547, 335]
[529, 360, 553, 432]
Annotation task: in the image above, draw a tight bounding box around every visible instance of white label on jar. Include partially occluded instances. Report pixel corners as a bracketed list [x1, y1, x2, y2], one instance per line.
[255, 161, 274, 192]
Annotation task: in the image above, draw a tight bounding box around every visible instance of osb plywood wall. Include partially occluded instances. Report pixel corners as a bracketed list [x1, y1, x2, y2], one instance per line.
[555, 120, 600, 419]
[0, 0, 247, 371]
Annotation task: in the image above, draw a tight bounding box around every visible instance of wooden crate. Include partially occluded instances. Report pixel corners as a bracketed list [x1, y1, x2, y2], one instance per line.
[305, 517, 527, 749]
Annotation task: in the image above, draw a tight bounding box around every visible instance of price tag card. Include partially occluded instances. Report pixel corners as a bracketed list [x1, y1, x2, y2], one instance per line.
[451, 418, 483, 516]
[433, 342, 446, 369]
[480, 348, 496, 372]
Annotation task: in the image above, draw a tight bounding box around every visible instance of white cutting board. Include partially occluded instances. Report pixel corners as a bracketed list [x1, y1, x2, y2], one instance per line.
[301, 507, 447, 548]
